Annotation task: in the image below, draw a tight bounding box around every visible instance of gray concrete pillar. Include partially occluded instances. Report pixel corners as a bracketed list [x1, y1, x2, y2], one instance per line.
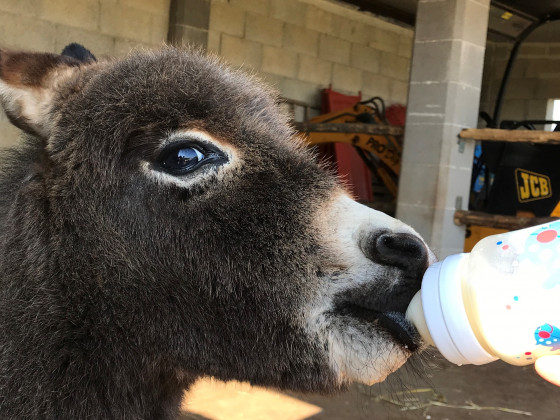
[396, 0, 490, 257]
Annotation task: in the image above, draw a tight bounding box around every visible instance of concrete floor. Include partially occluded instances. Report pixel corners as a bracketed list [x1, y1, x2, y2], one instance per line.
[180, 352, 560, 420]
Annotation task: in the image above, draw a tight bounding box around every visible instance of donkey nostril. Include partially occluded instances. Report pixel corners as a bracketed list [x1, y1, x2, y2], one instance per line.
[367, 232, 428, 269]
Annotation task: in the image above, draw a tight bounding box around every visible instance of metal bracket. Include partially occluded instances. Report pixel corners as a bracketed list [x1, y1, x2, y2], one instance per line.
[457, 138, 466, 153]
[455, 196, 463, 210]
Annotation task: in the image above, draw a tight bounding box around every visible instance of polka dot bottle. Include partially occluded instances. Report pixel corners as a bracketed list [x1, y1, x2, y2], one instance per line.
[406, 221, 560, 366]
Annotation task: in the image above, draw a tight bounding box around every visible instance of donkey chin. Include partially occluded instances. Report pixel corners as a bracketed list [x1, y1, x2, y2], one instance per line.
[0, 44, 435, 418]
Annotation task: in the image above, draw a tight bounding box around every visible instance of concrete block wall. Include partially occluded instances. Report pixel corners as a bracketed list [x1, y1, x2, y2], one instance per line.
[397, 0, 490, 257]
[0, 0, 171, 148]
[206, 0, 414, 109]
[480, 41, 560, 125]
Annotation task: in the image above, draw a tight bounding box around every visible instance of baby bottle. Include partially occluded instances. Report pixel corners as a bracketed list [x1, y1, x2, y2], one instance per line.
[406, 220, 560, 366]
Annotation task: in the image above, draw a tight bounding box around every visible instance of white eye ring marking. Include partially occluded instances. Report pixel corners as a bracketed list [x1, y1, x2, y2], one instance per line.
[141, 129, 239, 189]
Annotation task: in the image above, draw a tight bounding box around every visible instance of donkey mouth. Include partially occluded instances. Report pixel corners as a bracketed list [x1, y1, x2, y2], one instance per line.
[335, 303, 419, 352]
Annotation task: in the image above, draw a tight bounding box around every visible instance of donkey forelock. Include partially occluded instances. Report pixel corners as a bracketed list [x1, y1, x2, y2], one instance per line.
[0, 46, 433, 419]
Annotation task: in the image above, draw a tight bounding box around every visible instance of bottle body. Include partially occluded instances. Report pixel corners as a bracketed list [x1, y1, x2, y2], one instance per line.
[407, 220, 560, 366]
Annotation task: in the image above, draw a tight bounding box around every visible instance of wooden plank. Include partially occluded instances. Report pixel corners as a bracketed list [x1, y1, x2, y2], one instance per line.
[454, 210, 558, 230]
[459, 128, 560, 144]
[294, 122, 404, 136]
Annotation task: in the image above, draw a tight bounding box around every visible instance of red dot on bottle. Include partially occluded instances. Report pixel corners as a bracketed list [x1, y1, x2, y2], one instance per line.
[506, 305, 511, 310]
[502, 245, 509, 250]
[525, 351, 532, 355]
[537, 229, 557, 243]
[539, 331, 551, 339]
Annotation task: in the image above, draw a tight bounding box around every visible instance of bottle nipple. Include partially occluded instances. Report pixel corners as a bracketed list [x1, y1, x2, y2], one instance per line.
[406, 291, 435, 346]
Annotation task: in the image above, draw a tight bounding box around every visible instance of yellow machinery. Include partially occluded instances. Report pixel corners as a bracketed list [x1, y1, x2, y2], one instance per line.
[295, 98, 403, 198]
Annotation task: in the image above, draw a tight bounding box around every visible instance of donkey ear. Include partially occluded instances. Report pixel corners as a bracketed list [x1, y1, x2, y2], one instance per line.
[0, 49, 86, 138]
[61, 43, 97, 64]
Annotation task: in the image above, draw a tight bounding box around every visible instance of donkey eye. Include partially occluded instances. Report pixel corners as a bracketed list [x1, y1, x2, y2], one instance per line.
[163, 147, 203, 171]
[159, 144, 225, 175]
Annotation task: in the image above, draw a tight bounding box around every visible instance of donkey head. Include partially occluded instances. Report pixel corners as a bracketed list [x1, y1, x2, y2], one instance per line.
[0, 46, 433, 417]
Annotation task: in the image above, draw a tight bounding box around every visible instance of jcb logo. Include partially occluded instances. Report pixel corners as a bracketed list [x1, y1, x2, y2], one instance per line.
[515, 169, 552, 202]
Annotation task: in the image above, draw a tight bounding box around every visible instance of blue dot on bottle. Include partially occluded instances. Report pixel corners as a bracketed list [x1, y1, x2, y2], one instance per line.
[497, 241, 503, 245]
[514, 296, 519, 301]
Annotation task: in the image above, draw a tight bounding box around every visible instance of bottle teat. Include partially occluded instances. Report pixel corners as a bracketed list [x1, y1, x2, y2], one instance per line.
[406, 254, 497, 366]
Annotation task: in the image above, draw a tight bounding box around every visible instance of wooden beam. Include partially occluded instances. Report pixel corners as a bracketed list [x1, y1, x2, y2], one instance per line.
[454, 210, 558, 230]
[294, 122, 404, 136]
[459, 128, 560, 144]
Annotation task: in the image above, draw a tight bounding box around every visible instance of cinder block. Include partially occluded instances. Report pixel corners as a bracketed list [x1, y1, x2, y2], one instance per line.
[397, 162, 439, 212]
[245, 13, 283, 47]
[350, 43, 380, 73]
[506, 78, 537, 100]
[55, 26, 114, 57]
[100, 3, 153, 43]
[445, 82, 482, 127]
[297, 55, 332, 85]
[499, 99, 527, 120]
[259, 73, 284, 91]
[548, 44, 560, 56]
[335, 18, 367, 45]
[278, 78, 322, 105]
[152, 13, 170, 44]
[492, 58, 507, 80]
[526, 99, 548, 121]
[169, 0, 210, 29]
[0, 0, 39, 17]
[262, 46, 297, 78]
[509, 57, 529, 78]
[398, 35, 413, 58]
[207, 30, 221, 53]
[431, 207, 469, 257]
[368, 27, 399, 54]
[305, 5, 333, 34]
[394, 201, 434, 245]
[416, 0, 488, 47]
[406, 81, 446, 117]
[0, 12, 56, 51]
[526, 58, 560, 78]
[230, 0, 270, 15]
[283, 24, 318, 57]
[121, 0, 170, 16]
[439, 165, 473, 211]
[114, 39, 152, 56]
[415, 0, 454, 42]
[409, 40, 451, 83]
[493, 44, 512, 60]
[220, 34, 262, 69]
[41, 0, 99, 32]
[270, 0, 304, 27]
[519, 43, 547, 57]
[536, 77, 560, 98]
[361, 71, 390, 100]
[400, 123, 444, 166]
[455, 0, 490, 48]
[454, 42, 485, 87]
[379, 51, 410, 82]
[168, 25, 208, 49]
[209, 2, 245, 37]
[318, 34, 350, 65]
[332, 64, 361, 94]
[390, 79, 409, 104]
